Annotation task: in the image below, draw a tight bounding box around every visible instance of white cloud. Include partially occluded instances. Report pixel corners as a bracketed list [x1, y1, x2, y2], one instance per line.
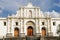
[0, 0, 53, 12]
[38, 0, 53, 11]
[54, 2, 60, 7]
[0, 0, 60, 17]
[0, 0, 20, 11]
[44, 10, 60, 18]
[0, 10, 3, 14]
[0, 6, 4, 14]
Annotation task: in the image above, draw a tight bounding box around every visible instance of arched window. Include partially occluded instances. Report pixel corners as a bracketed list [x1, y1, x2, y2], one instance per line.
[4, 22, 6, 26]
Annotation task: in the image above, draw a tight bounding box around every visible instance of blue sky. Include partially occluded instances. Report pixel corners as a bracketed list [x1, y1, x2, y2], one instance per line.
[0, 0, 60, 17]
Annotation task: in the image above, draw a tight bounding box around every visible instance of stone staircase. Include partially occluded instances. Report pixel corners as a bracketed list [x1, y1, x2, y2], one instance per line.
[0, 36, 60, 40]
[5, 37, 21, 40]
[26, 36, 40, 40]
[0, 37, 26, 40]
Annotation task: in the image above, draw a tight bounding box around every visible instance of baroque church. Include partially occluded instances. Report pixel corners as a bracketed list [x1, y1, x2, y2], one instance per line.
[0, 3, 60, 38]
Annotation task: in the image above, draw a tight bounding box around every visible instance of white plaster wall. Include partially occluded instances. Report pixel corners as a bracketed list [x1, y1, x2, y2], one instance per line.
[11, 18, 21, 37]
[0, 19, 7, 38]
[51, 19, 60, 36]
[39, 19, 48, 35]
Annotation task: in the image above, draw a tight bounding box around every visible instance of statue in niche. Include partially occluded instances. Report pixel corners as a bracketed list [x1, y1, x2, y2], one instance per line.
[29, 10, 32, 18]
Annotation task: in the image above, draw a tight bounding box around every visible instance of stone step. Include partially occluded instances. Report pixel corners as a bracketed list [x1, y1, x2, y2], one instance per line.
[0, 36, 59, 40]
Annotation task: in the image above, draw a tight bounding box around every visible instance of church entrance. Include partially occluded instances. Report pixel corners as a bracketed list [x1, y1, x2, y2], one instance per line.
[27, 26, 33, 36]
[41, 27, 46, 36]
[14, 28, 19, 37]
[26, 21, 35, 36]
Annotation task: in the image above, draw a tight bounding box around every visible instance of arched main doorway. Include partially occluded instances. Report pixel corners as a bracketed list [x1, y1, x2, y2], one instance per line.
[26, 21, 35, 36]
[41, 27, 46, 36]
[27, 26, 33, 36]
[14, 28, 19, 37]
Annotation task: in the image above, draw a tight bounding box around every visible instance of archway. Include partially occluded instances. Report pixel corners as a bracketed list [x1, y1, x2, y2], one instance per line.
[41, 27, 46, 36]
[14, 27, 19, 37]
[27, 26, 33, 36]
[26, 21, 35, 36]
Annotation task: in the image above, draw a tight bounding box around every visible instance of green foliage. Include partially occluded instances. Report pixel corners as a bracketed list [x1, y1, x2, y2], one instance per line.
[57, 24, 60, 35]
[57, 30, 60, 34]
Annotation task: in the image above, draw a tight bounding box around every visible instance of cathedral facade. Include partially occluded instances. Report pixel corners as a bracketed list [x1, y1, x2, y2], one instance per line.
[0, 3, 60, 38]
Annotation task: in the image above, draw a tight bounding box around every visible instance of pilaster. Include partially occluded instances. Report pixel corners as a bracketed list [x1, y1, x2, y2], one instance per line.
[6, 17, 12, 37]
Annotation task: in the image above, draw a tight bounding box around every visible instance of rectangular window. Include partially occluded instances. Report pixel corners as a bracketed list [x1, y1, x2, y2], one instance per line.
[42, 22, 44, 25]
[53, 22, 55, 26]
[16, 22, 18, 26]
[4, 22, 6, 26]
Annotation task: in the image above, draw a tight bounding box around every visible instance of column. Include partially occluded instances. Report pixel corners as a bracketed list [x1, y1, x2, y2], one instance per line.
[20, 19, 25, 37]
[6, 17, 12, 37]
[18, 18, 21, 36]
[47, 17, 49, 36]
[37, 8, 40, 35]
[49, 18, 53, 36]
[35, 19, 40, 36]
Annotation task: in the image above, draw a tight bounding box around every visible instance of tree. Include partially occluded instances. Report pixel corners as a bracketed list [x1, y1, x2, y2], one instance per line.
[57, 24, 60, 36]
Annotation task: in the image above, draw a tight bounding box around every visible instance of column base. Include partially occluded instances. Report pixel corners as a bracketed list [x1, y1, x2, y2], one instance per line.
[20, 33, 25, 37]
[6, 33, 12, 38]
[40, 37, 45, 40]
[36, 33, 41, 37]
[48, 32, 53, 36]
[47, 32, 53, 36]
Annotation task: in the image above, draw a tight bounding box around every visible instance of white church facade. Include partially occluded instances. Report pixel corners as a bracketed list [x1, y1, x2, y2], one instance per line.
[0, 3, 60, 38]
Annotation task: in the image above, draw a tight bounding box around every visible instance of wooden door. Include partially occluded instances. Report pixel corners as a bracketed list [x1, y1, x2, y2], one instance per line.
[27, 27, 33, 36]
[42, 27, 46, 36]
[14, 28, 19, 37]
